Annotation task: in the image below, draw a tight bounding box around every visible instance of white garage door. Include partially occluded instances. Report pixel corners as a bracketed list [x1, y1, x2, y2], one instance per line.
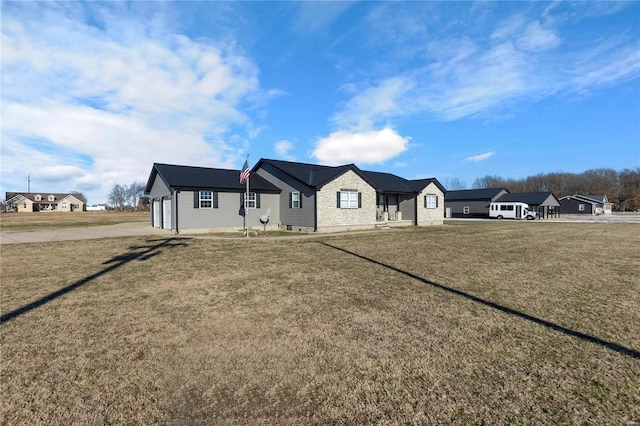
[163, 198, 172, 230]
[153, 200, 161, 227]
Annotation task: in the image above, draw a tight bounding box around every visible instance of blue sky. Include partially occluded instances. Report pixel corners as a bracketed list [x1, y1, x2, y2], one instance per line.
[2, 1, 639, 204]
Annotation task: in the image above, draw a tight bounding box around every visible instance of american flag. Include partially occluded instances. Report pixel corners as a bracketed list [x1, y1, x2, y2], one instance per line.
[239, 159, 250, 184]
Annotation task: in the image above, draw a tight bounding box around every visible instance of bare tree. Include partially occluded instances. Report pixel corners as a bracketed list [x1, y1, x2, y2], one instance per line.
[127, 182, 145, 210]
[445, 177, 467, 190]
[70, 191, 87, 204]
[618, 168, 640, 211]
[108, 184, 128, 211]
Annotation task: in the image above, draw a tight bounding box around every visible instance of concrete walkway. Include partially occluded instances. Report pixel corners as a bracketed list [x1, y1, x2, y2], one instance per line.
[0, 222, 174, 244]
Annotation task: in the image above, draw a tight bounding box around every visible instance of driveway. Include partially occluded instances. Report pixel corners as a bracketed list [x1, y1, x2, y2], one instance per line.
[0, 222, 173, 244]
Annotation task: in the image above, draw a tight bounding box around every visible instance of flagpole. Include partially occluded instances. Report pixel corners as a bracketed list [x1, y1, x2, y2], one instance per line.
[246, 171, 250, 238]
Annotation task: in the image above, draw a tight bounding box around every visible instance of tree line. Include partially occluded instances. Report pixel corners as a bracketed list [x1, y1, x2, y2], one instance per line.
[107, 182, 148, 211]
[459, 167, 640, 211]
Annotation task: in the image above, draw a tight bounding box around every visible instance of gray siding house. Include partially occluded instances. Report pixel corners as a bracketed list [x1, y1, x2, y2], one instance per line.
[559, 194, 612, 215]
[254, 159, 446, 232]
[145, 159, 446, 234]
[444, 188, 509, 218]
[145, 163, 281, 233]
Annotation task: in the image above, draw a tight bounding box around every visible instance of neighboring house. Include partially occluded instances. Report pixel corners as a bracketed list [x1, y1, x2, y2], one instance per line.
[444, 188, 509, 218]
[559, 194, 612, 215]
[5, 192, 85, 213]
[493, 192, 561, 219]
[144, 163, 282, 233]
[145, 159, 446, 234]
[253, 158, 445, 232]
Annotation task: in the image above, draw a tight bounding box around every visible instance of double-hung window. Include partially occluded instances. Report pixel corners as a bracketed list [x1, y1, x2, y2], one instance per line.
[291, 191, 301, 208]
[244, 192, 257, 209]
[339, 190, 359, 209]
[199, 191, 213, 208]
[424, 194, 438, 209]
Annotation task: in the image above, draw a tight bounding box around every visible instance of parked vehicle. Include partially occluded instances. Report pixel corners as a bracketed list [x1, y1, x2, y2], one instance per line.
[489, 202, 537, 220]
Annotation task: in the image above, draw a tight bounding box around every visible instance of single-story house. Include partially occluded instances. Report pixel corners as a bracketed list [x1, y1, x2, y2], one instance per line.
[444, 188, 509, 218]
[559, 194, 612, 215]
[254, 158, 446, 232]
[145, 163, 282, 233]
[5, 192, 85, 213]
[493, 192, 561, 219]
[145, 159, 446, 233]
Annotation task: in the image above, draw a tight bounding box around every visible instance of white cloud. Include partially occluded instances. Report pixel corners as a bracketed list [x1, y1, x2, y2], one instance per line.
[274, 139, 296, 161]
[516, 21, 560, 52]
[312, 127, 409, 166]
[332, 78, 414, 129]
[1, 2, 263, 203]
[465, 151, 495, 162]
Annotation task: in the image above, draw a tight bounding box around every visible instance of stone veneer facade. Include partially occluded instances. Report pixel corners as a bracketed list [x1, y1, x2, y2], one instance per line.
[416, 182, 445, 226]
[316, 170, 377, 232]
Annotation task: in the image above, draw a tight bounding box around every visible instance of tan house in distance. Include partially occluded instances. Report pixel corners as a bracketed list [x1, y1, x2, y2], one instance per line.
[5, 192, 86, 213]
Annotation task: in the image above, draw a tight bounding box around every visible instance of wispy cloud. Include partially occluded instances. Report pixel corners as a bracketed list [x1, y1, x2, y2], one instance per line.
[466, 151, 495, 162]
[274, 139, 296, 161]
[331, 2, 638, 127]
[1, 2, 264, 202]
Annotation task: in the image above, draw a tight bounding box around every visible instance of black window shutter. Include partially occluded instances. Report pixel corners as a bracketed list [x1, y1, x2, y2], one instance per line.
[337, 192, 341, 208]
[240, 193, 244, 207]
[213, 192, 218, 208]
[299, 193, 302, 208]
[358, 192, 362, 208]
[256, 193, 261, 208]
[194, 191, 199, 209]
[435, 196, 438, 208]
[424, 195, 427, 208]
[289, 192, 293, 208]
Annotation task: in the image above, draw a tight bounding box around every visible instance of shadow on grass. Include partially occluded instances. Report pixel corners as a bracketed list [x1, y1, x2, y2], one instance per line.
[318, 241, 640, 360]
[1, 237, 191, 324]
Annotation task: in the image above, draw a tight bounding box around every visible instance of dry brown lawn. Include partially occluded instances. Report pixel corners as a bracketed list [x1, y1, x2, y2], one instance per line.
[0, 211, 148, 232]
[1, 222, 638, 424]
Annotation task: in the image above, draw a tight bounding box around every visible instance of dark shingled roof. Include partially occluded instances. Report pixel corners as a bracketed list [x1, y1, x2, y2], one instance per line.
[445, 188, 508, 201]
[255, 158, 372, 189]
[361, 171, 415, 193]
[257, 158, 445, 194]
[145, 163, 281, 193]
[495, 192, 559, 205]
[407, 178, 447, 194]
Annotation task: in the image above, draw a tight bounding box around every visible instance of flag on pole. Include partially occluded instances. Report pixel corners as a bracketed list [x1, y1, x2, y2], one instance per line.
[239, 159, 250, 184]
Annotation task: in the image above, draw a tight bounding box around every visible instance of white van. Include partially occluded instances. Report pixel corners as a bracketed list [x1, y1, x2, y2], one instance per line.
[489, 202, 537, 220]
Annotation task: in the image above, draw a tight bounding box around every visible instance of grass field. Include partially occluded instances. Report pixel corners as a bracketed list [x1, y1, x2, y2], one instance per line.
[0, 211, 149, 232]
[1, 222, 638, 424]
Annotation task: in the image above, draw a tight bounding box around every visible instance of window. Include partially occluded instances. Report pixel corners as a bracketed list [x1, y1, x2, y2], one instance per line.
[578, 204, 585, 211]
[22, 202, 27, 209]
[338, 190, 359, 209]
[35, 194, 42, 201]
[244, 192, 257, 209]
[72, 204, 79, 210]
[424, 194, 438, 209]
[463, 206, 470, 214]
[48, 195, 55, 201]
[199, 191, 213, 208]
[290, 191, 301, 208]
[61, 202, 67, 209]
[500, 205, 514, 211]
